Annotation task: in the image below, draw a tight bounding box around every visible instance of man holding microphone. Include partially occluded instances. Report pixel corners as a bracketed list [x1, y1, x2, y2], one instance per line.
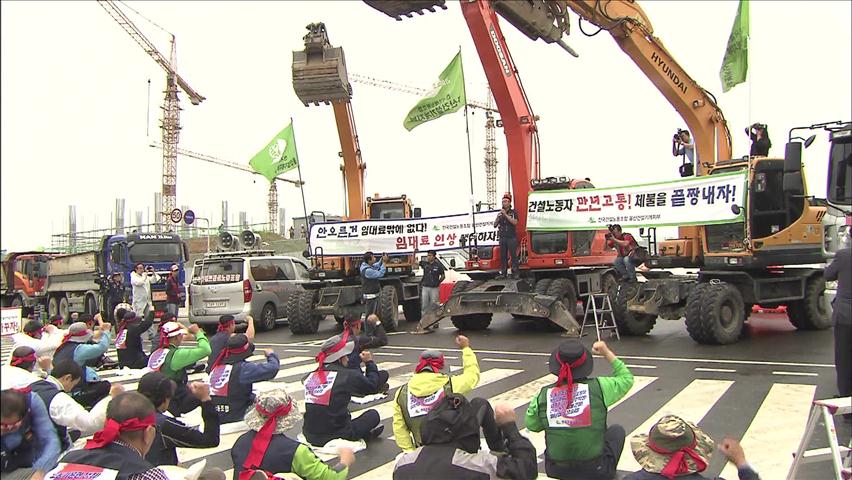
[493, 192, 519, 279]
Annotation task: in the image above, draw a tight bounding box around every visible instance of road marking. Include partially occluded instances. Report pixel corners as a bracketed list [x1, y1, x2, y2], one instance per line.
[372, 352, 403, 357]
[284, 349, 310, 353]
[772, 371, 819, 377]
[625, 364, 657, 369]
[482, 358, 522, 363]
[720, 383, 815, 479]
[618, 378, 733, 472]
[694, 367, 737, 373]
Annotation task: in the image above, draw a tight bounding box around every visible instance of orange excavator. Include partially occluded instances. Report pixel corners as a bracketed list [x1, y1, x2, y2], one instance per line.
[365, 1, 830, 344]
[288, 23, 422, 334]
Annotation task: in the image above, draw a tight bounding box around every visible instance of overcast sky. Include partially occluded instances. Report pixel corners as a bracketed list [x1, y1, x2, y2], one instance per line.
[2, 1, 850, 251]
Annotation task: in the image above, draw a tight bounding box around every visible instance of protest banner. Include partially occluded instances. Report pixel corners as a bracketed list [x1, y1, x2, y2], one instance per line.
[1, 307, 22, 336]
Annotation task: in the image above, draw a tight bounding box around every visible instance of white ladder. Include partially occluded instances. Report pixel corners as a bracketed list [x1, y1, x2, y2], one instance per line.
[580, 293, 620, 342]
[787, 396, 851, 480]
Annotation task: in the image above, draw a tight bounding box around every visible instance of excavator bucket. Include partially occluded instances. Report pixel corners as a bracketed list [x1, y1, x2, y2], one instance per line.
[292, 22, 351, 106]
[362, 0, 447, 20]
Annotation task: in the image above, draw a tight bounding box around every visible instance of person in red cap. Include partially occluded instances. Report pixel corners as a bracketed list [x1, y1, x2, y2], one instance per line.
[208, 334, 279, 424]
[147, 321, 210, 416]
[525, 340, 634, 480]
[206, 314, 256, 374]
[232, 388, 354, 480]
[116, 310, 154, 369]
[46, 391, 165, 480]
[302, 332, 385, 447]
[392, 335, 483, 451]
[493, 192, 519, 279]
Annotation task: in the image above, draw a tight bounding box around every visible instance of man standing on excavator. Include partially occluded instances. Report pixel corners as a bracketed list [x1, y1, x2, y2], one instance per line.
[361, 251, 389, 318]
[494, 193, 519, 279]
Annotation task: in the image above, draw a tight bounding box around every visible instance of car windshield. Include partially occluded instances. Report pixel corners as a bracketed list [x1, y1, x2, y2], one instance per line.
[192, 259, 244, 284]
[129, 242, 182, 264]
[370, 202, 406, 219]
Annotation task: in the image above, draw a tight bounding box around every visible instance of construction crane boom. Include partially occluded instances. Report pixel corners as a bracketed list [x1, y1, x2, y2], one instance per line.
[98, 0, 203, 231]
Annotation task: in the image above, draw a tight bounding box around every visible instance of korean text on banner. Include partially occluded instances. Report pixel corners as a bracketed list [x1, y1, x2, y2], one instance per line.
[527, 172, 747, 231]
[309, 211, 500, 256]
[1, 307, 23, 336]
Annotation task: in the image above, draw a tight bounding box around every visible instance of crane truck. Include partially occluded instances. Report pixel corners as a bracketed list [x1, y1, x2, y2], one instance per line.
[287, 23, 422, 334]
[366, 0, 835, 345]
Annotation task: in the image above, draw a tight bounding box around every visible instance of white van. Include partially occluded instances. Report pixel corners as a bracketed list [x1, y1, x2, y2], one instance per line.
[188, 251, 310, 331]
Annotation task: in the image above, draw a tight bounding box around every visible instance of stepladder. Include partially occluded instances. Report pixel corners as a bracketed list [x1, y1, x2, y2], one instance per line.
[787, 396, 851, 480]
[580, 292, 620, 342]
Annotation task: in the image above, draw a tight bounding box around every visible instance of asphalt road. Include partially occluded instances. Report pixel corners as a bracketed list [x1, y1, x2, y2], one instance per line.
[3, 310, 847, 479]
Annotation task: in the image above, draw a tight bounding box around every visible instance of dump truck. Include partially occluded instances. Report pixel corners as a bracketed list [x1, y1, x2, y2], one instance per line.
[1, 252, 57, 317]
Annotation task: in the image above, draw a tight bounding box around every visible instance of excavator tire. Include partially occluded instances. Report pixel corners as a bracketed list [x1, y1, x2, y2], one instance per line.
[686, 282, 744, 345]
[402, 299, 421, 322]
[377, 285, 399, 332]
[512, 278, 552, 320]
[288, 289, 322, 334]
[787, 276, 831, 330]
[449, 281, 491, 330]
[608, 283, 656, 336]
[538, 278, 577, 331]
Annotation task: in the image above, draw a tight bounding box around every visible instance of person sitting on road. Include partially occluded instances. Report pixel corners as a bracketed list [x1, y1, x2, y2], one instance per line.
[624, 415, 760, 480]
[393, 335, 481, 451]
[137, 371, 220, 466]
[29, 360, 122, 452]
[48, 315, 64, 328]
[116, 310, 154, 370]
[10, 346, 51, 379]
[148, 321, 211, 416]
[302, 332, 385, 447]
[12, 320, 67, 358]
[207, 314, 256, 374]
[47, 391, 165, 480]
[52, 320, 113, 410]
[208, 334, 280, 424]
[76, 314, 119, 371]
[526, 340, 634, 480]
[342, 315, 389, 380]
[393, 394, 536, 480]
[606, 224, 640, 283]
[1, 388, 62, 480]
[360, 251, 388, 318]
[232, 388, 355, 480]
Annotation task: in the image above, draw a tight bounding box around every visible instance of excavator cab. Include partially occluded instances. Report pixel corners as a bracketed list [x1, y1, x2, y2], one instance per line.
[292, 22, 351, 106]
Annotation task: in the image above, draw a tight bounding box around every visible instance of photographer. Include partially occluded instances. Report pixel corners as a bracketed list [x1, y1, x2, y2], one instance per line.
[360, 251, 388, 318]
[672, 129, 695, 177]
[747, 123, 771, 157]
[105, 272, 126, 323]
[606, 224, 639, 283]
[130, 263, 161, 352]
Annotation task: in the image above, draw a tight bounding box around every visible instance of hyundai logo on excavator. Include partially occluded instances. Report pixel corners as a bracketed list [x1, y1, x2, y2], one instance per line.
[651, 51, 687, 95]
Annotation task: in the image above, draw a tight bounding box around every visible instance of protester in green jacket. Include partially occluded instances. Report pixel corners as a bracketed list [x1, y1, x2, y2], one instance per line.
[526, 340, 633, 480]
[392, 335, 481, 452]
[148, 321, 211, 416]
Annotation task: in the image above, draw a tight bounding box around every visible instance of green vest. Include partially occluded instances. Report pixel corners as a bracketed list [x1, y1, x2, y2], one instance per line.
[536, 378, 606, 462]
[397, 380, 454, 447]
[160, 347, 187, 384]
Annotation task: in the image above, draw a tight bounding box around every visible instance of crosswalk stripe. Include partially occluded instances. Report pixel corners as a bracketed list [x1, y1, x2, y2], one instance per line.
[719, 383, 815, 479]
[617, 378, 733, 472]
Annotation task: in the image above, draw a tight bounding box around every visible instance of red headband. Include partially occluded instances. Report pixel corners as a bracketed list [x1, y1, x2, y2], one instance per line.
[11, 352, 37, 367]
[555, 351, 587, 413]
[59, 328, 90, 347]
[209, 342, 251, 372]
[25, 328, 44, 338]
[415, 355, 445, 374]
[217, 319, 236, 332]
[85, 415, 156, 450]
[647, 433, 708, 480]
[314, 330, 350, 383]
[239, 399, 293, 480]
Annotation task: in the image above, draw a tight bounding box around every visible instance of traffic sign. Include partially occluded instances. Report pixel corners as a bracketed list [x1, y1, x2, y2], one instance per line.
[170, 208, 183, 223]
[184, 209, 196, 225]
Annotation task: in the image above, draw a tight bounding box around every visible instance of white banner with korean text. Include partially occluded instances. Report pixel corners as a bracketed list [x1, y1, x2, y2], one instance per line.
[527, 172, 748, 230]
[308, 211, 500, 256]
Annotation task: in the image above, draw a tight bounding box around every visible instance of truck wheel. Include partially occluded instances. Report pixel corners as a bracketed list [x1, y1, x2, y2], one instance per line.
[608, 283, 656, 336]
[539, 278, 577, 331]
[787, 277, 831, 330]
[513, 278, 552, 319]
[378, 286, 399, 332]
[11, 296, 23, 308]
[687, 282, 744, 345]
[288, 289, 321, 334]
[48, 297, 59, 319]
[59, 297, 70, 324]
[259, 303, 277, 331]
[402, 300, 421, 322]
[451, 313, 492, 331]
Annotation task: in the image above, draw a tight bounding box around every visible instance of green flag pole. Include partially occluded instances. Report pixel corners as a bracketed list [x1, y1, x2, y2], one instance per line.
[289, 117, 310, 245]
[458, 48, 480, 250]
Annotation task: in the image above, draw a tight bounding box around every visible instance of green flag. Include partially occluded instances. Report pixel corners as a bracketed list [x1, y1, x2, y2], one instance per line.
[249, 121, 299, 182]
[403, 52, 466, 131]
[719, 0, 749, 93]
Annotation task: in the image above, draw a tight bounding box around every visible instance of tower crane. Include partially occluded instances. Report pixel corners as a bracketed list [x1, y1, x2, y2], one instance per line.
[349, 73, 500, 209]
[98, 1, 204, 231]
[148, 141, 304, 232]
